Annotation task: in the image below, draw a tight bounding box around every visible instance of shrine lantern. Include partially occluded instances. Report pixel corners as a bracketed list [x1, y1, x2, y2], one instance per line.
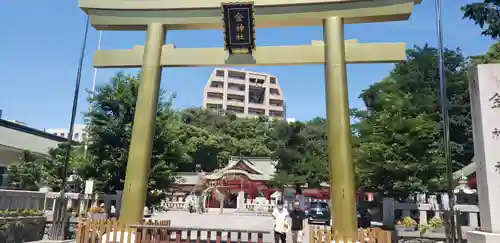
[365, 192, 374, 202]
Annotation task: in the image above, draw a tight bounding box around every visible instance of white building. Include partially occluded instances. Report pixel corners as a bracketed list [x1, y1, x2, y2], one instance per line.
[203, 68, 286, 119]
[1, 119, 66, 182]
[44, 124, 88, 142]
[7, 120, 28, 126]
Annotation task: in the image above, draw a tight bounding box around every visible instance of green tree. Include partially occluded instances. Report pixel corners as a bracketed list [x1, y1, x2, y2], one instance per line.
[177, 108, 329, 191]
[78, 73, 184, 205]
[462, 0, 500, 39]
[352, 45, 472, 199]
[178, 108, 272, 172]
[7, 143, 82, 191]
[471, 42, 500, 65]
[269, 120, 328, 191]
[7, 151, 43, 190]
[43, 143, 86, 191]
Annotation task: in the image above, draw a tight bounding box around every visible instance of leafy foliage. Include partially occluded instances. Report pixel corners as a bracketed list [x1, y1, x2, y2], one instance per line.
[471, 42, 500, 65]
[352, 45, 472, 199]
[462, 0, 500, 39]
[77, 73, 183, 201]
[0, 209, 45, 243]
[269, 119, 328, 190]
[7, 151, 42, 190]
[7, 144, 82, 191]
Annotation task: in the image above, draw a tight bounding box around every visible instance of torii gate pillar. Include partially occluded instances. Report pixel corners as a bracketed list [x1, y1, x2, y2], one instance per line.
[119, 23, 166, 224]
[323, 16, 357, 237]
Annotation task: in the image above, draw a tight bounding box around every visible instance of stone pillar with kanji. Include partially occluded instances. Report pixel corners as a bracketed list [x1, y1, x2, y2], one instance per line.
[467, 64, 500, 243]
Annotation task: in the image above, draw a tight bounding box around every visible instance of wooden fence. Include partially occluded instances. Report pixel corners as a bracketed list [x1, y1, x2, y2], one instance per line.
[75, 219, 170, 243]
[128, 225, 268, 243]
[76, 219, 269, 243]
[309, 226, 392, 243]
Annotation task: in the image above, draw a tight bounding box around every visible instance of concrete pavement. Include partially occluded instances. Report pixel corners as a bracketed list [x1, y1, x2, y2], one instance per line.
[152, 211, 313, 243]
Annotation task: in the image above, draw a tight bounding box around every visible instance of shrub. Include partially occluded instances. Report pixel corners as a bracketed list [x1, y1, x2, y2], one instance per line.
[0, 209, 45, 243]
[0, 209, 43, 217]
[429, 216, 443, 228]
[402, 216, 417, 227]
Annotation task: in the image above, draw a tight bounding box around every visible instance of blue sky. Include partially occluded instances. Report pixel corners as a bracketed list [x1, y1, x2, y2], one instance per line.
[0, 0, 495, 130]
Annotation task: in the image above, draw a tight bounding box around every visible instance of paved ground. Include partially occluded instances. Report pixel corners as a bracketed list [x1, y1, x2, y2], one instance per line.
[40, 210, 320, 243]
[151, 210, 315, 243]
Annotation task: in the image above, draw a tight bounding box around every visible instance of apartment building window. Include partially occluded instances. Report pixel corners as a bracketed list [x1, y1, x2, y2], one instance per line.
[207, 92, 223, 100]
[74, 133, 80, 140]
[228, 71, 245, 80]
[248, 108, 265, 116]
[0, 167, 6, 188]
[227, 94, 245, 102]
[207, 104, 223, 110]
[249, 78, 264, 84]
[270, 77, 277, 84]
[226, 105, 244, 114]
[60, 133, 65, 137]
[270, 110, 284, 117]
[228, 84, 245, 91]
[270, 88, 280, 95]
[53, 133, 58, 135]
[215, 70, 225, 77]
[249, 87, 265, 104]
[210, 81, 223, 88]
[82, 133, 87, 141]
[270, 99, 283, 107]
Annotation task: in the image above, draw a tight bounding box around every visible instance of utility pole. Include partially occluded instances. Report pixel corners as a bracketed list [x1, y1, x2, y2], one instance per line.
[435, 0, 457, 242]
[51, 15, 90, 240]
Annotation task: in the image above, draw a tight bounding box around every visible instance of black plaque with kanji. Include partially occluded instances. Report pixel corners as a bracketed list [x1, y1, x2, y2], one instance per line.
[222, 2, 256, 54]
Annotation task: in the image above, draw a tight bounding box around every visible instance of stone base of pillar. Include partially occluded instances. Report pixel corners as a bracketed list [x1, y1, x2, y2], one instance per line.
[468, 231, 500, 243]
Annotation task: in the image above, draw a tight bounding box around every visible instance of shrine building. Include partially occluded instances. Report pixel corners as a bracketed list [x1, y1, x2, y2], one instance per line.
[170, 156, 374, 208]
[173, 157, 277, 204]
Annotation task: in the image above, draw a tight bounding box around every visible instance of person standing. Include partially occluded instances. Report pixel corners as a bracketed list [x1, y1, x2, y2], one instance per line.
[289, 200, 306, 243]
[272, 200, 289, 243]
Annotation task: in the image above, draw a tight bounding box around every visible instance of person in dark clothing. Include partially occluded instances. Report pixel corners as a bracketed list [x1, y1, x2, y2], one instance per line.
[289, 200, 306, 243]
[274, 230, 286, 243]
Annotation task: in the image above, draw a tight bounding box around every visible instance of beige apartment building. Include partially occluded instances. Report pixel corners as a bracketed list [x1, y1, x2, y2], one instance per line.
[203, 68, 285, 119]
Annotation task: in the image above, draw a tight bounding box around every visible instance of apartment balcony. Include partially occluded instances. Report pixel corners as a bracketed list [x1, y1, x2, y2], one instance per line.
[268, 83, 280, 89]
[226, 89, 245, 96]
[226, 100, 245, 107]
[205, 98, 223, 105]
[248, 107, 266, 118]
[269, 105, 284, 111]
[211, 76, 224, 82]
[248, 103, 267, 110]
[226, 105, 245, 115]
[269, 93, 283, 100]
[269, 110, 285, 118]
[205, 87, 224, 94]
[227, 77, 246, 84]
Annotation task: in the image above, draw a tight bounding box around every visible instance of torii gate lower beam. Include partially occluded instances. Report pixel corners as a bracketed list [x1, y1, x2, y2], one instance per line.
[93, 40, 406, 67]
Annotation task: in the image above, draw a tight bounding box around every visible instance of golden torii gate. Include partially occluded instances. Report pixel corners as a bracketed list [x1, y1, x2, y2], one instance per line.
[79, 0, 422, 238]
